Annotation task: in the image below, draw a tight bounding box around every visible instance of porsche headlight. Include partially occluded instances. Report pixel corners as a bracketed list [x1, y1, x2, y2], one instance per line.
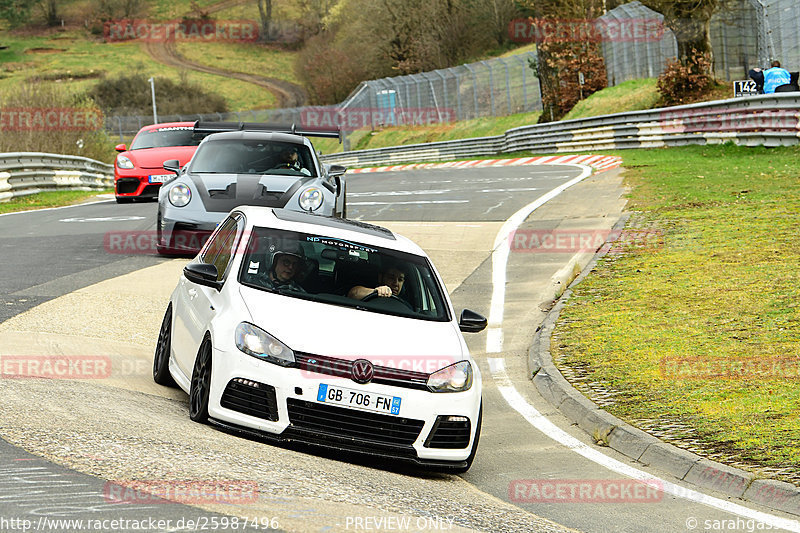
[235, 322, 296, 367]
[168, 183, 191, 207]
[116, 154, 134, 169]
[298, 187, 323, 211]
[427, 361, 473, 393]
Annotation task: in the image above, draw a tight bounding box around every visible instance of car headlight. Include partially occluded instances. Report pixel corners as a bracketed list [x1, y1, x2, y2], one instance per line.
[234, 322, 296, 367]
[298, 187, 323, 211]
[116, 154, 134, 169]
[168, 183, 191, 207]
[427, 361, 473, 393]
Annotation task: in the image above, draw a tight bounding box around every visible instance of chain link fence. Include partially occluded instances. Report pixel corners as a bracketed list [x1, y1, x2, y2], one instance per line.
[599, 1, 677, 86]
[601, 0, 798, 86]
[104, 52, 542, 142]
[753, 0, 800, 71]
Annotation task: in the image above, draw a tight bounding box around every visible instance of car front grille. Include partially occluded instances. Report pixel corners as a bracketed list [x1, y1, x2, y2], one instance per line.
[141, 184, 161, 197]
[294, 353, 430, 391]
[116, 178, 140, 194]
[220, 378, 279, 421]
[286, 398, 424, 449]
[424, 416, 471, 449]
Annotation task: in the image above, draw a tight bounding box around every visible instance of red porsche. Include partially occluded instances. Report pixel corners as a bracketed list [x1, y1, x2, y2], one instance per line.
[114, 122, 206, 203]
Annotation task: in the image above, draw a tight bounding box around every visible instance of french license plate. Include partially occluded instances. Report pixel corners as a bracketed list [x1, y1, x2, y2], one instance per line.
[148, 174, 171, 183]
[317, 384, 401, 415]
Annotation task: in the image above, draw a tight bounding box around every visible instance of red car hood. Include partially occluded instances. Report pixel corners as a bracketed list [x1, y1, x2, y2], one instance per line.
[126, 146, 198, 169]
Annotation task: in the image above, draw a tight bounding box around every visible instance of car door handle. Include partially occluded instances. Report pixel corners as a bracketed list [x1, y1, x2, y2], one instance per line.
[188, 288, 198, 299]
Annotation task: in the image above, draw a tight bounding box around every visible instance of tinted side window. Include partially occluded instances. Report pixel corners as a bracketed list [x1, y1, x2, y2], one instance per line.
[200, 215, 243, 281]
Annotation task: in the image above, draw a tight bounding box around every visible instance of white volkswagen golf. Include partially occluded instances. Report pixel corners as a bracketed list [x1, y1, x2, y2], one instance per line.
[153, 206, 487, 472]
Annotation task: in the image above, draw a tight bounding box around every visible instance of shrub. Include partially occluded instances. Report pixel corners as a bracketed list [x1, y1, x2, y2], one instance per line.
[657, 50, 713, 106]
[86, 72, 229, 117]
[535, 38, 608, 122]
[0, 82, 115, 162]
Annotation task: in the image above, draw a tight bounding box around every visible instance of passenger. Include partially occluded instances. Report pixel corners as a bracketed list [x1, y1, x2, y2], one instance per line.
[259, 244, 307, 292]
[348, 264, 406, 300]
[763, 60, 791, 94]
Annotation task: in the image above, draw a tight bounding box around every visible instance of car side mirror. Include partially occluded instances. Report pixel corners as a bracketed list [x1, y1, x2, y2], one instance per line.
[115, 144, 127, 152]
[163, 159, 181, 175]
[459, 309, 487, 333]
[184, 263, 220, 290]
[328, 164, 347, 178]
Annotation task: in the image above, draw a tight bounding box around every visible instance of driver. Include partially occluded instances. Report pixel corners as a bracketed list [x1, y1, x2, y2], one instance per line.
[259, 244, 307, 293]
[274, 147, 311, 176]
[348, 264, 405, 300]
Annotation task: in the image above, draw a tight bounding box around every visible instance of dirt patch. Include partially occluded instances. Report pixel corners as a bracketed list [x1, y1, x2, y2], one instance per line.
[25, 47, 67, 54]
[143, 40, 307, 107]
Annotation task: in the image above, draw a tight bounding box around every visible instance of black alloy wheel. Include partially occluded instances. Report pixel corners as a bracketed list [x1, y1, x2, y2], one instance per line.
[189, 336, 213, 423]
[153, 305, 177, 386]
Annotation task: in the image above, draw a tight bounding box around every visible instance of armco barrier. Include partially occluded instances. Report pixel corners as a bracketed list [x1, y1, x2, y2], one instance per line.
[320, 94, 800, 167]
[0, 152, 114, 202]
[4, 94, 800, 200]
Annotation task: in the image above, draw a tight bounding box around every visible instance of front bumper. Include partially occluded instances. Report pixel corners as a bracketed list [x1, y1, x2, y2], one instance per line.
[115, 170, 168, 198]
[207, 347, 481, 464]
[157, 208, 221, 253]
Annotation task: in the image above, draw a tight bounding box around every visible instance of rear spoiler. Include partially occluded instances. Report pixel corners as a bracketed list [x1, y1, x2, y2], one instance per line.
[193, 121, 342, 144]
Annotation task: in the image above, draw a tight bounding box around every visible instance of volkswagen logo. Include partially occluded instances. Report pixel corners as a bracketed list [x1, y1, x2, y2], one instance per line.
[351, 359, 374, 384]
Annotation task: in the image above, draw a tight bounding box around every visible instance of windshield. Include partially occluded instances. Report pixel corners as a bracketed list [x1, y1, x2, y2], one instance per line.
[190, 140, 317, 176]
[238, 227, 450, 322]
[130, 127, 204, 150]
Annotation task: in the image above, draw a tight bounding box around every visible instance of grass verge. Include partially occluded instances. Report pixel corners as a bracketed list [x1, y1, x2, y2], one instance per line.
[562, 79, 660, 121]
[314, 111, 542, 155]
[0, 189, 113, 214]
[0, 31, 275, 111]
[552, 144, 800, 481]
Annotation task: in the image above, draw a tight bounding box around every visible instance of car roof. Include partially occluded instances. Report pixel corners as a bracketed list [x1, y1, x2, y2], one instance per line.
[202, 130, 311, 146]
[234, 207, 428, 257]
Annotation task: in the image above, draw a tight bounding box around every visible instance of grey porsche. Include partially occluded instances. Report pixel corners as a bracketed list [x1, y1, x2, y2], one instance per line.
[155, 122, 346, 255]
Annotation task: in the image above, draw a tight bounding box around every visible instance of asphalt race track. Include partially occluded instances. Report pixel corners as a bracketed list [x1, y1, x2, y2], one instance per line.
[1, 164, 798, 533]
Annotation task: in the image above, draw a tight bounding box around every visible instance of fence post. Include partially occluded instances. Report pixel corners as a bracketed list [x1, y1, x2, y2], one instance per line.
[435, 70, 450, 123]
[497, 57, 512, 115]
[463, 63, 479, 119]
[480, 61, 495, 116]
[449, 68, 463, 121]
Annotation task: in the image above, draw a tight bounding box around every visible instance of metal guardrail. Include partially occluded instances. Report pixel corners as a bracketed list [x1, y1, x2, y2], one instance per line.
[0, 152, 114, 202]
[320, 94, 800, 167]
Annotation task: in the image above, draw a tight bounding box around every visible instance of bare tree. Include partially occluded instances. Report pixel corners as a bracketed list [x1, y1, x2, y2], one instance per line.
[38, 0, 58, 26]
[297, 0, 338, 38]
[256, 0, 273, 42]
[480, 0, 521, 46]
[640, 0, 728, 71]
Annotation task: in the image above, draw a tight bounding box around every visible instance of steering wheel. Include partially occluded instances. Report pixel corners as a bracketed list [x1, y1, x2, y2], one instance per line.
[362, 290, 413, 310]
